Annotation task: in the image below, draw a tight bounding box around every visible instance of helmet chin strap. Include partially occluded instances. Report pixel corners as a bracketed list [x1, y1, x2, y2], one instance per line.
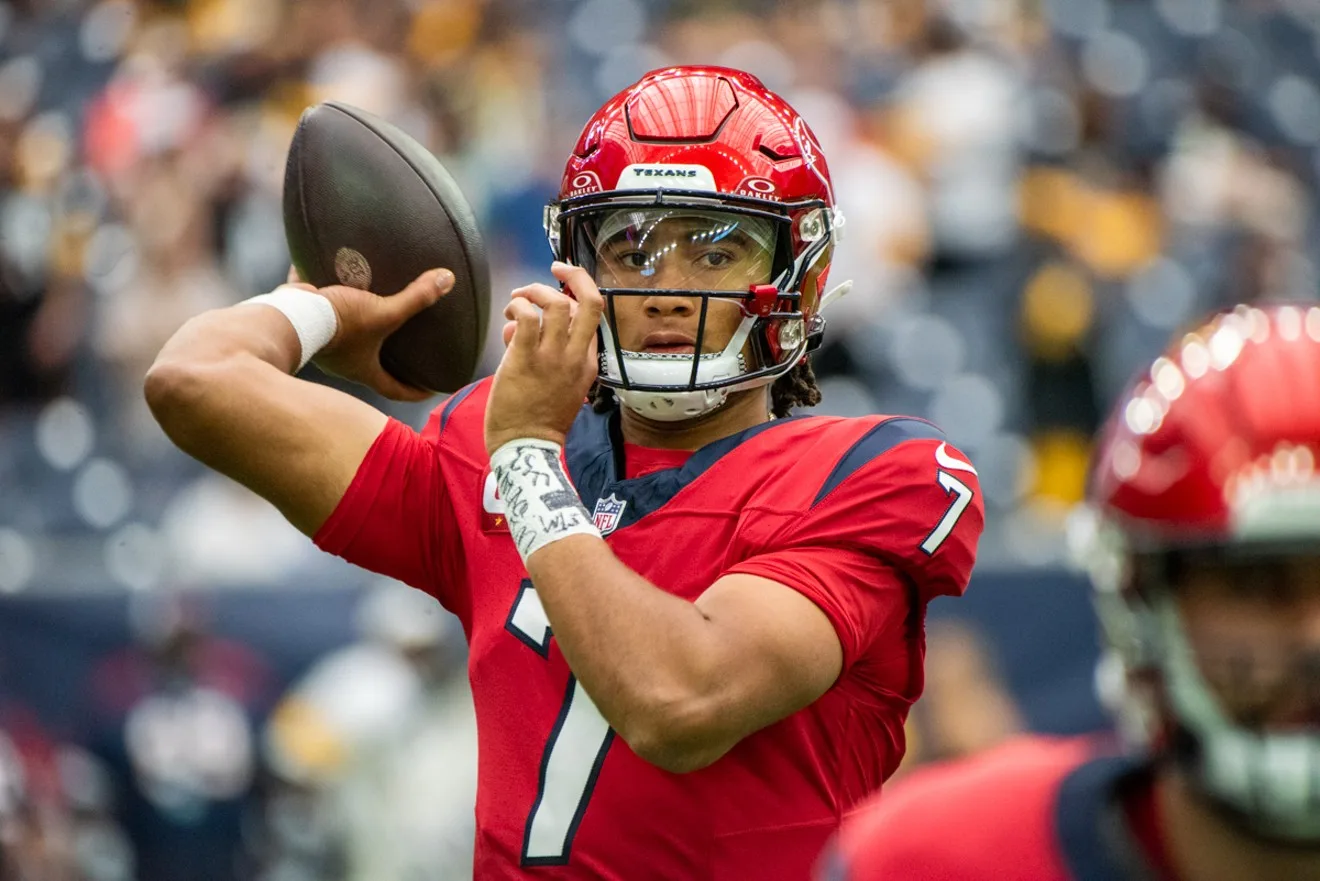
[603, 315, 755, 422]
[615, 386, 730, 422]
[602, 279, 852, 425]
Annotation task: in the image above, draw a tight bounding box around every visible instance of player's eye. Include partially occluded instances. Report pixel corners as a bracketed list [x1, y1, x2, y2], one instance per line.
[697, 250, 736, 269]
[601, 244, 651, 270]
[619, 250, 651, 270]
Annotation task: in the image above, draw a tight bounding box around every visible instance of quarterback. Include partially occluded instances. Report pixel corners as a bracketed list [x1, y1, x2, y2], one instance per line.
[820, 304, 1320, 881]
[146, 66, 983, 879]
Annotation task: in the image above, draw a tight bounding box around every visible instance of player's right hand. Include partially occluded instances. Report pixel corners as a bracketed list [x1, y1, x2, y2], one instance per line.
[309, 268, 455, 402]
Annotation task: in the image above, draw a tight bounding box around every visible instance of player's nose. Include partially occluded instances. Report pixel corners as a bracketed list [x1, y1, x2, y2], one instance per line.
[640, 257, 702, 317]
[642, 293, 698, 318]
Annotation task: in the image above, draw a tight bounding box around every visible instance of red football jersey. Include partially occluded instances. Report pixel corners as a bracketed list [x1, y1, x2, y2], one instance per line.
[819, 736, 1166, 881]
[314, 378, 983, 880]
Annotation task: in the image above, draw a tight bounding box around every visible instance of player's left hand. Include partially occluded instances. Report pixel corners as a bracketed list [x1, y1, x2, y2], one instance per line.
[485, 261, 603, 455]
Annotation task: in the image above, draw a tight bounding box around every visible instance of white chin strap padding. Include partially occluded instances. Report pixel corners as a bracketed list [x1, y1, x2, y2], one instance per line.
[600, 312, 758, 423]
[615, 387, 730, 422]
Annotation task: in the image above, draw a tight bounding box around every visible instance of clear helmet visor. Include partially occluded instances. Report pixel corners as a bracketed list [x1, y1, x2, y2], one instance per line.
[573, 207, 782, 298]
[563, 206, 809, 408]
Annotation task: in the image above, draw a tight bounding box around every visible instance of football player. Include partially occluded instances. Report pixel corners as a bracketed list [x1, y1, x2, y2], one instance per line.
[146, 66, 983, 879]
[819, 303, 1320, 881]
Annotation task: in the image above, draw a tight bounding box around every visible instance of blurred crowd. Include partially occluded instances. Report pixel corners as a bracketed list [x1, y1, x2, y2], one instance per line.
[5, 0, 1320, 584]
[0, 581, 475, 881]
[3, 0, 1320, 877]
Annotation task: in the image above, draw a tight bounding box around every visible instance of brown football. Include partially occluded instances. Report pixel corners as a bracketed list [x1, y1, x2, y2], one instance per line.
[283, 101, 490, 394]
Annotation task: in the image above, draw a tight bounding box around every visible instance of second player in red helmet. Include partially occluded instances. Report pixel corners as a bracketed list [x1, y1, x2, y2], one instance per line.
[146, 66, 982, 879]
[820, 304, 1320, 881]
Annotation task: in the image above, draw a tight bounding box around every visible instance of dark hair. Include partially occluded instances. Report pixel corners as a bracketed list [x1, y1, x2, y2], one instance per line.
[589, 359, 822, 419]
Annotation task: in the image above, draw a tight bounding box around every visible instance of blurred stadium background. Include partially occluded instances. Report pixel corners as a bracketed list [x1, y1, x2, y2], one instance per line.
[2, 0, 1318, 877]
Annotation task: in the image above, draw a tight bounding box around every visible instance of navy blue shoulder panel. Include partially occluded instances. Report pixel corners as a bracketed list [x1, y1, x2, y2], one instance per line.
[1055, 754, 1157, 881]
[437, 381, 483, 434]
[812, 417, 945, 507]
[564, 408, 805, 533]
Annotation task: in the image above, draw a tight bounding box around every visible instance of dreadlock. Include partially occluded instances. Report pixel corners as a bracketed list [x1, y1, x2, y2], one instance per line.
[770, 358, 822, 417]
[589, 359, 822, 419]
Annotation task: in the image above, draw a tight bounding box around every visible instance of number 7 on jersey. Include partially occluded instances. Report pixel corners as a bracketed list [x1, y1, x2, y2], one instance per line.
[920, 469, 975, 555]
[506, 580, 614, 866]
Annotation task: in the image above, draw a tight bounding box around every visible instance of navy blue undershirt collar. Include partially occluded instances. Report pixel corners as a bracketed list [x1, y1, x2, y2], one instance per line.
[563, 404, 803, 534]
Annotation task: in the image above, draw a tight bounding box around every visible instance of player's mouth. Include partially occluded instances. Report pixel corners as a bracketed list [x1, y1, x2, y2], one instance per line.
[640, 332, 697, 354]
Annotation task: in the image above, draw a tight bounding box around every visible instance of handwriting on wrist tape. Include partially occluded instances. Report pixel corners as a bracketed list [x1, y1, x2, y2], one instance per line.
[494, 443, 597, 559]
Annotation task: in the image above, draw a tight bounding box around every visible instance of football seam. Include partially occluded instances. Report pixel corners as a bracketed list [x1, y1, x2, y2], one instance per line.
[330, 104, 481, 353]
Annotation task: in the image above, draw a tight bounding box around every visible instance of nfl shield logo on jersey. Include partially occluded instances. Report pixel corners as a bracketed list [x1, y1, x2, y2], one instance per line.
[592, 494, 627, 535]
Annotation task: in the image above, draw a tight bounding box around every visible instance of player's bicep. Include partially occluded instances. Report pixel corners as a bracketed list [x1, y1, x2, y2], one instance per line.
[694, 573, 843, 735]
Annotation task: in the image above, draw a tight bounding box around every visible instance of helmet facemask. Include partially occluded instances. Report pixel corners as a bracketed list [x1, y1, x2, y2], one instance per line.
[1119, 545, 1320, 844]
[546, 188, 837, 422]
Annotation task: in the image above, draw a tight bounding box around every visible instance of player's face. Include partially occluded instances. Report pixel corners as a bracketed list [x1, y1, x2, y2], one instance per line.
[1173, 553, 1320, 730]
[591, 210, 774, 354]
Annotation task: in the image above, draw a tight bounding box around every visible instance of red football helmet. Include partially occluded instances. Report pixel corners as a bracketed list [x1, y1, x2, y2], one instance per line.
[1082, 303, 1320, 842]
[1092, 303, 1320, 542]
[545, 66, 847, 421]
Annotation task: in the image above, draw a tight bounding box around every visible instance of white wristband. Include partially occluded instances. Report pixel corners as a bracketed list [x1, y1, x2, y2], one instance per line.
[239, 285, 339, 371]
[490, 438, 601, 561]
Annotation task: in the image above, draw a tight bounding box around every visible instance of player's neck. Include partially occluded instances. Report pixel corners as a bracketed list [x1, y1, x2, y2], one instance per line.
[618, 387, 772, 451]
[1159, 771, 1320, 881]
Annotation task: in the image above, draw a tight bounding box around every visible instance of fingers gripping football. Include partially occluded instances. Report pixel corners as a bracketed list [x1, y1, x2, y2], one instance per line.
[485, 262, 603, 454]
[313, 268, 455, 402]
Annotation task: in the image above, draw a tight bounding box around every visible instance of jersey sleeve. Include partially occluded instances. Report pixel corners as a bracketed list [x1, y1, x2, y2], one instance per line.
[312, 417, 464, 614]
[726, 437, 984, 668]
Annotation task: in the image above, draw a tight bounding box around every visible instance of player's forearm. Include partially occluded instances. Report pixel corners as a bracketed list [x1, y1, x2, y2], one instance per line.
[152, 304, 302, 378]
[527, 536, 737, 773]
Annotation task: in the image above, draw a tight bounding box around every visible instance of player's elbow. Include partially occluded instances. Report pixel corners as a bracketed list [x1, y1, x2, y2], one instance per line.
[144, 311, 257, 419]
[144, 358, 203, 423]
[625, 729, 727, 774]
[144, 354, 238, 441]
[620, 695, 732, 774]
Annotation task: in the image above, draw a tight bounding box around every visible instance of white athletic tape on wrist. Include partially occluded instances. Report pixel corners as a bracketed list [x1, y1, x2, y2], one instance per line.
[490, 438, 600, 561]
[240, 285, 338, 372]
